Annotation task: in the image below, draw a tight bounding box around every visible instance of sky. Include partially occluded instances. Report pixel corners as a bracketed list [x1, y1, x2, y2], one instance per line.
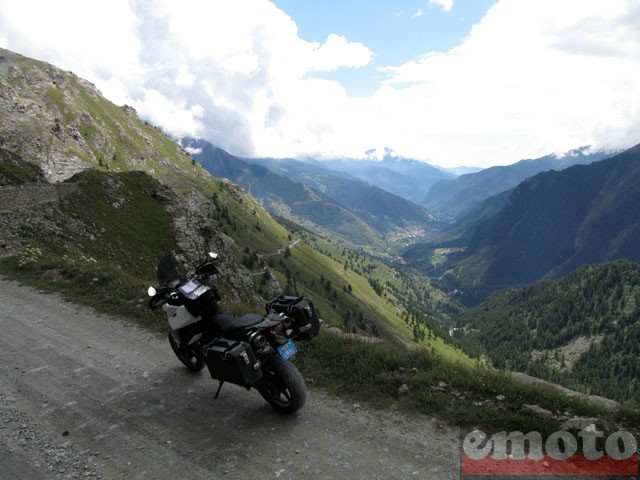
[1, 0, 639, 168]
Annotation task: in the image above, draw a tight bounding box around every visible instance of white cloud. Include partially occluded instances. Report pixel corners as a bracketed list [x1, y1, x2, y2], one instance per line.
[183, 146, 202, 155]
[175, 65, 196, 87]
[374, 0, 640, 165]
[307, 34, 372, 72]
[412, 9, 424, 19]
[0, 0, 142, 105]
[132, 89, 205, 139]
[429, 0, 454, 13]
[0, 0, 639, 167]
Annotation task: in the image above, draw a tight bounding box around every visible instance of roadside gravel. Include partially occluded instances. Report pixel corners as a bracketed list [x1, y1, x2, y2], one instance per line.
[0, 277, 462, 479]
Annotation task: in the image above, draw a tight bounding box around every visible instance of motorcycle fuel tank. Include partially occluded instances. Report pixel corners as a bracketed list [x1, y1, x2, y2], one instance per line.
[163, 304, 199, 330]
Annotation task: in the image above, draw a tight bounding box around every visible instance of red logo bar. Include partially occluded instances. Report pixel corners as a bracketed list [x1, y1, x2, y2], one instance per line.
[462, 454, 639, 476]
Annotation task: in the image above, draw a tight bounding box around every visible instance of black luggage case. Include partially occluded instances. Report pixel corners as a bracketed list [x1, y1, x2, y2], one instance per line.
[204, 338, 262, 387]
[266, 295, 321, 340]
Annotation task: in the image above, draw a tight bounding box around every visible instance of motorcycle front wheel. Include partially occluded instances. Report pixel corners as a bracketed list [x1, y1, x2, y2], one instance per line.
[256, 356, 307, 414]
[168, 329, 205, 372]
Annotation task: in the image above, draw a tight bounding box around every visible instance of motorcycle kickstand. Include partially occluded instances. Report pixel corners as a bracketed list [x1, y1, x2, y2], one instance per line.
[214, 381, 225, 400]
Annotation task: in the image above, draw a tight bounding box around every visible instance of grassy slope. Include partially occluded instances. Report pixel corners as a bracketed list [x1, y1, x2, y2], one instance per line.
[3, 160, 626, 435]
[1, 49, 637, 432]
[456, 260, 640, 403]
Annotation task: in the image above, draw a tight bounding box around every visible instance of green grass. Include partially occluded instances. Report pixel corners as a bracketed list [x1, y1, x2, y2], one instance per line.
[281, 230, 467, 357]
[1, 255, 164, 330]
[2, 50, 635, 433]
[0, 168, 177, 329]
[294, 330, 615, 434]
[44, 170, 175, 278]
[0, 148, 43, 184]
[2, 249, 619, 434]
[45, 86, 75, 123]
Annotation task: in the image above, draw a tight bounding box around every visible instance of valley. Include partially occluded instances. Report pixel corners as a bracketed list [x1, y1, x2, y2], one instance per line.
[184, 139, 640, 406]
[0, 45, 639, 438]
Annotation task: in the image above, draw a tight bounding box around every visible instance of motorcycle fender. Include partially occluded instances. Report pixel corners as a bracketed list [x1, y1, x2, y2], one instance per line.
[165, 304, 199, 330]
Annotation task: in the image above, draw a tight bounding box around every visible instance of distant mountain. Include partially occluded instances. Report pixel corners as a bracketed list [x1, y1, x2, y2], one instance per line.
[438, 165, 484, 176]
[245, 155, 436, 233]
[307, 155, 455, 205]
[457, 260, 640, 402]
[181, 138, 383, 247]
[183, 138, 436, 249]
[242, 156, 360, 184]
[0, 47, 465, 350]
[441, 143, 640, 303]
[424, 147, 615, 220]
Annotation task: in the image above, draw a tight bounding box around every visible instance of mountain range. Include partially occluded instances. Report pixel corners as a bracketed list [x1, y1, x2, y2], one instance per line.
[302, 152, 455, 205]
[183, 138, 437, 251]
[437, 144, 640, 304]
[0, 47, 463, 354]
[182, 126, 640, 313]
[245, 153, 449, 227]
[423, 147, 615, 220]
[3, 46, 640, 413]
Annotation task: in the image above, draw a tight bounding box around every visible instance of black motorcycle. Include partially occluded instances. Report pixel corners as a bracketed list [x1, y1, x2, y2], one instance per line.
[147, 252, 320, 414]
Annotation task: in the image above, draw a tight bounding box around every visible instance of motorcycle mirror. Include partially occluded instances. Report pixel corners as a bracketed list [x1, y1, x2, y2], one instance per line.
[208, 252, 218, 260]
[147, 286, 157, 297]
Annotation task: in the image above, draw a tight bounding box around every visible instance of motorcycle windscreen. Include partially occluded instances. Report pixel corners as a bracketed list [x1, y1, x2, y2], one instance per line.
[156, 253, 187, 286]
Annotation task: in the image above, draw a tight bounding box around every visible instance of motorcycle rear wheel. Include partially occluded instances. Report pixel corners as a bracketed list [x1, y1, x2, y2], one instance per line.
[168, 329, 205, 372]
[256, 356, 307, 414]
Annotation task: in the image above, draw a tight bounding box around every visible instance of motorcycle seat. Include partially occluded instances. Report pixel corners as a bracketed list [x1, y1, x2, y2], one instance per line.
[214, 313, 264, 336]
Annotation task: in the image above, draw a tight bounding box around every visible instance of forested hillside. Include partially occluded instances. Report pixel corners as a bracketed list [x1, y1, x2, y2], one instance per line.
[423, 147, 612, 220]
[457, 260, 640, 401]
[439, 144, 640, 304]
[184, 138, 436, 252]
[0, 47, 466, 356]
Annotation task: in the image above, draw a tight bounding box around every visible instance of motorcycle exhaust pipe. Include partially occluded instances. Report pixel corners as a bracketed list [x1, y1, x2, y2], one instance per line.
[248, 331, 267, 349]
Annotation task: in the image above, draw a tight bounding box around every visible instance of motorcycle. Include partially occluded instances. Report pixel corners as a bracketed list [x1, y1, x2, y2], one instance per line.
[147, 252, 321, 414]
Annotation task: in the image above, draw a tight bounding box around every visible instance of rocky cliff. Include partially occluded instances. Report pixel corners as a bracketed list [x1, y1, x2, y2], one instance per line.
[0, 48, 276, 308]
[0, 48, 198, 184]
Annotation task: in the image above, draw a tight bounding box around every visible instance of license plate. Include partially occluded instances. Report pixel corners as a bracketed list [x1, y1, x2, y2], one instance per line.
[277, 339, 297, 361]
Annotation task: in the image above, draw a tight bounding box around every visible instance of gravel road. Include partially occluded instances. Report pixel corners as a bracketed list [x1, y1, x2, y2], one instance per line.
[0, 277, 462, 480]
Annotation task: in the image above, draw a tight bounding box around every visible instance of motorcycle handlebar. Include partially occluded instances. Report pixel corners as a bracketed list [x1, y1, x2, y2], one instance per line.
[148, 286, 171, 310]
[148, 253, 219, 310]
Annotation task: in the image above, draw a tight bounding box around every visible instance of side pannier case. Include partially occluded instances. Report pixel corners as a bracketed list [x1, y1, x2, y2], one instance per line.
[266, 295, 321, 341]
[203, 338, 262, 387]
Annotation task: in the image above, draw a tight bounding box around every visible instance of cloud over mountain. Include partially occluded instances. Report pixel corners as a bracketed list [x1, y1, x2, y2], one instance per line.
[1, 0, 639, 167]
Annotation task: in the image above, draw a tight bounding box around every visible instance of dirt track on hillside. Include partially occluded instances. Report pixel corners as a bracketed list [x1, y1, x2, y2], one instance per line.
[0, 277, 463, 479]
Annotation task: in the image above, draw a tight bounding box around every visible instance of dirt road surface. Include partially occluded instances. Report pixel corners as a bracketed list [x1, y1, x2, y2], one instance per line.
[0, 277, 462, 479]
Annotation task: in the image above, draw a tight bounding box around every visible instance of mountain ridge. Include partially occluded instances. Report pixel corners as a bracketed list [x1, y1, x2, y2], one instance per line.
[424, 147, 616, 220]
[184, 137, 437, 251]
[457, 260, 640, 402]
[440, 144, 640, 304]
[308, 155, 454, 205]
[0, 46, 466, 355]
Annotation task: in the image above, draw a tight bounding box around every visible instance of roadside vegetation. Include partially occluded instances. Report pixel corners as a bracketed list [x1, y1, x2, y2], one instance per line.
[1, 48, 636, 435]
[1, 163, 635, 435]
[457, 261, 640, 403]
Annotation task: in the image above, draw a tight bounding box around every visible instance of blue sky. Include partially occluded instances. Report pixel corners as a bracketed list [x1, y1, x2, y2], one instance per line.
[1, 0, 639, 167]
[274, 0, 497, 96]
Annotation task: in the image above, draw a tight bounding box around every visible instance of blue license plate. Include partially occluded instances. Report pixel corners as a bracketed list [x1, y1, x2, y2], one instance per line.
[277, 339, 297, 361]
